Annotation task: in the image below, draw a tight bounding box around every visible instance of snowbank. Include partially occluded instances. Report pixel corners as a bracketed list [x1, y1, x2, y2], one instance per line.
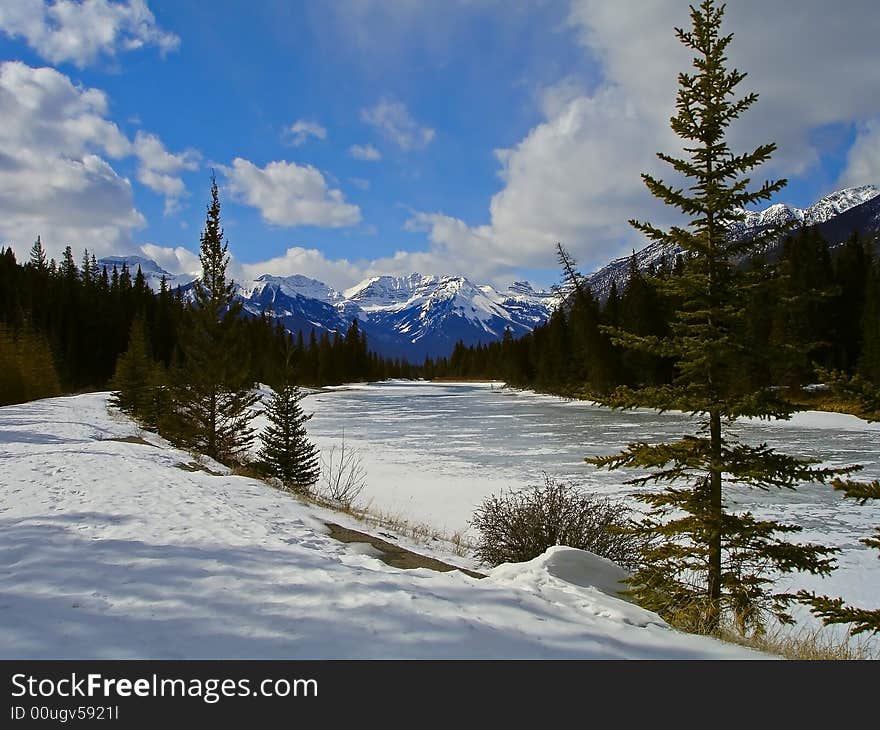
[0, 393, 759, 659]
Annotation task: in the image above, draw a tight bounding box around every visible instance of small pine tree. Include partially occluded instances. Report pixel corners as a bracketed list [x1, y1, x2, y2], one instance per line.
[586, 0, 856, 635]
[60, 245, 78, 281]
[859, 258, 880, 383]
[0, 323, 25, 406]
[110, 315, 156, 418]
[259, 366, 320, 492]
[171, 175, 258, 464]
[0, 323, 61, 406]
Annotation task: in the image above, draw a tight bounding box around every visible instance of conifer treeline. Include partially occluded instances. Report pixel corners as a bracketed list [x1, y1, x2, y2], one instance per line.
[428, 229, 880, 396]
[0, 240, 409, 407]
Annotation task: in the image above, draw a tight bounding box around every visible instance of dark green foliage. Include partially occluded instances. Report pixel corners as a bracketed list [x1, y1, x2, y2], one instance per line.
[169, 177, 258, 464]
[259, 377, 320, 492]
[0, 322, 61, 406]
[583, 0, 857, 634]
[0, 239, 403, 409]
[860, 256, 880, 383]
[29, 236, 47, 271]
[470, 474, 642, 570]
[110, 315, 166, 428]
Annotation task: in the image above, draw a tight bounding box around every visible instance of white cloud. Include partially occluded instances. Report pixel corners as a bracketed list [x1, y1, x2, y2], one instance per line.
[361, 99, 435, 151]
[0, 0, 180, 68]
[400, 0, 880, 282]
[839, 120, 880, 189]
[349, 143, 381, 161]
[138, 243, 201, 275]
[133, 131, 200, 215]
[239, 246, 364, 287]
[284, 119, 327, 147]
[0, 61, 144, 261]
[349, 177, 371, 190]
[566, 0, 880, 179]
[222, 158, 361, 228]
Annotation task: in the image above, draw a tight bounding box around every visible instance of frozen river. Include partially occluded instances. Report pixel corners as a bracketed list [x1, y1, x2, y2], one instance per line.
[303, 380, 880, 628]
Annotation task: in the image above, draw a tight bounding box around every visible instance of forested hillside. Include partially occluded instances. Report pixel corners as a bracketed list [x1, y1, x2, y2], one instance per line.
[0, 240, 413, 407]
[430, 229, 880, 399]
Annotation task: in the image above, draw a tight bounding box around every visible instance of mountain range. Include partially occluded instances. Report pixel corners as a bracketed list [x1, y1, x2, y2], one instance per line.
[99, 184, 880, 360]
[95, 256, 560, 360]
[583, 184, 880, 301]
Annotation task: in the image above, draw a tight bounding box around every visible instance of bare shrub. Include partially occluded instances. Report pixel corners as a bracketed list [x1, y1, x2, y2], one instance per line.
[471, 474, 642, 569]
[318, 435, 367, 506]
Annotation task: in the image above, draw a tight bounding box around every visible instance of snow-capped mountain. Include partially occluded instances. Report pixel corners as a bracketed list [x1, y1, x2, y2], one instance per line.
[585, 185, 880, 301]
[238, 272, 559, 360]
[97, 255, 196, 291]
[344, 274, 429, 311]
[96, 256, 558, 359]
[238, 273, 344, 304]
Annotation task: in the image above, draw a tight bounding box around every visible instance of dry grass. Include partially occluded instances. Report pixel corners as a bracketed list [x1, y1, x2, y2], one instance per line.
[717, 624, 878, 660]
[331, 500, 475, 559]
[256, 478, 474, 558]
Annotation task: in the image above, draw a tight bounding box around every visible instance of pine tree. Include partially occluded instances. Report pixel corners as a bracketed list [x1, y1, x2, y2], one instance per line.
[586, 0, 854, 634]
[0, 323, 61, 406]
[859, 258, 880, 383]
[171, 175, 257, 464]
[110, 315, 156, 418]
[29, 236, 47, 272]
[60, 245, 78, 281]
[259, 356, 320, 492]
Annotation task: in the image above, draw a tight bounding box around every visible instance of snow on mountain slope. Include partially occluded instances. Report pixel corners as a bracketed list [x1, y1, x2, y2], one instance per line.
[238, 273, 345, 304]
[0, 393, 760, 659]
[103, 254, 557, 358]
[726, 185, 879, 238]
[586, 185, 880, 301]
[241, 272, 558, 358]
[804, 185, 879, 225]
[344, 273, 432, 311]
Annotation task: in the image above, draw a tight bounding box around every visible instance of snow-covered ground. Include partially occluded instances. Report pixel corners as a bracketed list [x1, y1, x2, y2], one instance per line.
[298, 380, 880, 646]
[0, 393, 760, 659]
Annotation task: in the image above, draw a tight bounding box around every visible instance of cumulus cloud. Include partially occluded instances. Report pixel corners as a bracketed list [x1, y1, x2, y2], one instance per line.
[222, 158, 361, 228]
[239, 246, 365, 288]
[401, 0, 880, 282]
[566, 0, 880, 178]
[361, 99, 435, 151]
[839, 120, 880, 189]
[283, 119, 327, 147]
[0, 0, 180, 68]
[0, 61, 144, 260]
[133, 131, 200, 214]
[138, 242, 201, 275]
[349, 143, 381, 161]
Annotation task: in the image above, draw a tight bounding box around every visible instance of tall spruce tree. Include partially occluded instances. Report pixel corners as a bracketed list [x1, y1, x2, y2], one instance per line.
[172, 176, 257, 464]
[29, 236, 47, 271]
[586, 0, 855, 634]
[259, 354, 320, 492]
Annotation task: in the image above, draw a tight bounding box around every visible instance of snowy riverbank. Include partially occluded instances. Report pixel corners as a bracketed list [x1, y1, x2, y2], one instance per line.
[0, 392, 760, 659]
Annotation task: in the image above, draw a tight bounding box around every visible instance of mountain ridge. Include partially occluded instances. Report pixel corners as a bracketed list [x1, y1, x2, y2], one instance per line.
[584, 184, 880, 301]
[95, 256, 560, 359]
[98, 184, 879, 358]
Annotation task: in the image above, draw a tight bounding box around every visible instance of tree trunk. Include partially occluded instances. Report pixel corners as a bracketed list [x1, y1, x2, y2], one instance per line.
[707, 408, 723, 631]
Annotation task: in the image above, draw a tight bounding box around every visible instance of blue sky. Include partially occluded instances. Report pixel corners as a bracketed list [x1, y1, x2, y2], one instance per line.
[1, 1, 879, 290]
